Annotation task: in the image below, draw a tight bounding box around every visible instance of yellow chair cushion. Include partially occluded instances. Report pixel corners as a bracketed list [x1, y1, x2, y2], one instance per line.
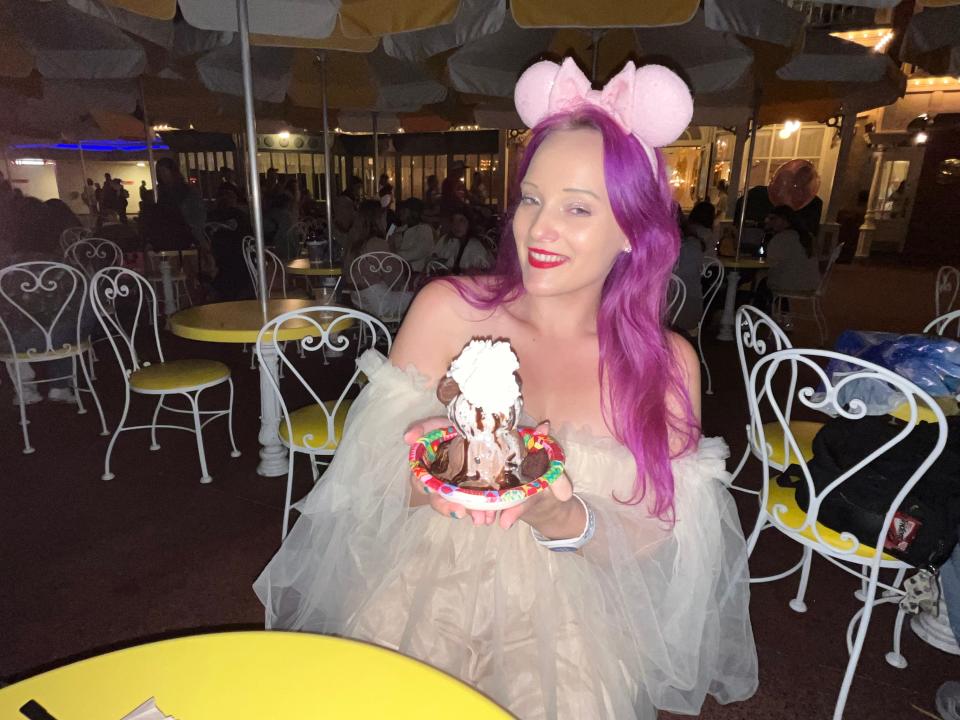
[279, 400, 351, 452]
[753, 420, 823, 468]
[0, 340, 90, 362]
[130, 359, 230, 392]
[765, 478, 896, 561]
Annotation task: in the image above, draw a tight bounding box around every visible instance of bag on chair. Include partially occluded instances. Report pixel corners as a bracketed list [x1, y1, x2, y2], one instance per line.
[777, 415, 960, 567]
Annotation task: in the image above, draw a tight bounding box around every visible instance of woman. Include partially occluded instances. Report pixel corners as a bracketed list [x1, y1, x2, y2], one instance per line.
[674, 205, 707, 333]
[763, 205, 821, 295]
[255, 59, 756, 719]
[433, 207, 494, 273]
[391, 197, 435, 272]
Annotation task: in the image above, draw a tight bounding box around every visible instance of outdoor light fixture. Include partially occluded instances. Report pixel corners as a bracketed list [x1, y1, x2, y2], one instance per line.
[915, 131, 929, 144]
[14, 158, 47, 165]
[778, 120, 801, 139]
[278, 130, 290, 140]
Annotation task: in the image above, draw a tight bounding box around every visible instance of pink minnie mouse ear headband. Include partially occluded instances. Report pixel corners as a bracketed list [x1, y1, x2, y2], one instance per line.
[514, 57, 693, 174]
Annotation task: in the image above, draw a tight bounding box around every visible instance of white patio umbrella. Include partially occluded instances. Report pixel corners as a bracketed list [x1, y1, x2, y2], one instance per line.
[900, 4, 960, 76]
[0, 0, 146, 79]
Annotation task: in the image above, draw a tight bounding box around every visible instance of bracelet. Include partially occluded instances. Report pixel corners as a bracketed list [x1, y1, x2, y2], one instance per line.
[530, 493, 595, 552]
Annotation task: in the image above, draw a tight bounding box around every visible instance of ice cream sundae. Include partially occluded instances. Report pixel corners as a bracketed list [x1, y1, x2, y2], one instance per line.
[429, 339, 550, 491]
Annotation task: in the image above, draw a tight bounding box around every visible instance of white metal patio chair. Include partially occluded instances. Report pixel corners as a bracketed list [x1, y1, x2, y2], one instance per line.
[695, 258, 725, 395]
[745, 347, 948, 720]
[64, 237, 126, 378]
[0, 262, 108, 453]
[90, 267, 240, 484]
[349, 251, 413, 336]
[64, 237, 124, 278]
[772, 241, 844, 346]
[924, 308, 960, 338]
[727, 305, 824, 496]
[666, 272, 686, 327]
[59, 226, 91, 253]
[256, 305, 392, 538]
[935, 265, 959, 316]
[242, 235, 304, 300]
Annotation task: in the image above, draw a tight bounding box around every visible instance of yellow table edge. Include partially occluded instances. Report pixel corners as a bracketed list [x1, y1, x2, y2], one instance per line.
[169, 300, 351, 344]
[287, 259, 343, 277]
[0, 631, 511, 718]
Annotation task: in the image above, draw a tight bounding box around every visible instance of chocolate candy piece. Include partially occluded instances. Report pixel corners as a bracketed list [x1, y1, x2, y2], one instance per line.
[436, 376, 461, 404]
[520, 447, 550, 480]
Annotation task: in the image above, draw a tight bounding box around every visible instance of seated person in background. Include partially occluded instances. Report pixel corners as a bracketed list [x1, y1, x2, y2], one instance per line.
[390, 198, 435, 273]
[674, 211, 706, 333]
[685, 200, 716, 256]
[96, 211, 141, 253]
[755, 205, 821, 314]
[263, 191, 297, 261]
[345, 200, 412, 322]
[208, 186, 254, 301]
[432, 207, 494, 274]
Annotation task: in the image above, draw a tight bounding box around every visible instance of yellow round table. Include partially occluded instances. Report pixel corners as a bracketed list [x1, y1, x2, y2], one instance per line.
[720, 257, 768, 270]
[170, 299, 340, 344]
[169, 299, 353, 477]
[0, 631, 510, 719]
[287, 259, 343, 277]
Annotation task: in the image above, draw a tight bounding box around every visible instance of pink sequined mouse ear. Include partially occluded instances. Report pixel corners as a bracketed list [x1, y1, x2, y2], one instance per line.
[628, 64, 693, 149]
[514, 58, 591, 129]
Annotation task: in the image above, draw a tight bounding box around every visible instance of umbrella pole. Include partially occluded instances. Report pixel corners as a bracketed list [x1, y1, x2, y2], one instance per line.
[138, 80, 159, 203]
[734, 100, 761, 261]
[372, 111, 379, 197]
[319, 53, 334, 265]
[590, 30, 604, 83]
[78, 142, 90, 219]
[238, 0, 287, 479]
[236, 0, 268, 320]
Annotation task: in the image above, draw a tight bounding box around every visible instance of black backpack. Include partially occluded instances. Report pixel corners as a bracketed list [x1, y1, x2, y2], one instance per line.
[778, 415, 960, 567]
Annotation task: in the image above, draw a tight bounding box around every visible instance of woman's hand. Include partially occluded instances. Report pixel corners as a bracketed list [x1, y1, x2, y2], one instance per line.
[498, 421, 576, 534]
[404, 417, 499, 525]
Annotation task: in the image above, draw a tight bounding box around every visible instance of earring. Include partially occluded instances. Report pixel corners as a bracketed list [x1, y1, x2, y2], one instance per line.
[623, 246, 632, 253]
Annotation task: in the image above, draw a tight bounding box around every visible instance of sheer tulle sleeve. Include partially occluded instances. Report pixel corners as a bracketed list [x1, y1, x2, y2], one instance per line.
[568, 437, 758, 715]
[253, 350, 758, 719]
[254, 349, 444, 631]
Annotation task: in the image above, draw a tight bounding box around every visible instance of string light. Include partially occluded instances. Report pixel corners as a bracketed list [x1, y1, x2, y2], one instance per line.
[873, 31, 894, 53]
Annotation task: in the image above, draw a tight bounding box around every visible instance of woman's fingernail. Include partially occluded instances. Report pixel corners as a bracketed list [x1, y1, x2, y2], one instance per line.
[449, 511, 459, 519]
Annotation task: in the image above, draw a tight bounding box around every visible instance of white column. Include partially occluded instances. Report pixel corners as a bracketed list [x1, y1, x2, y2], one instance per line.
[717, 269, 741, 342]
[256, 343, 288, 477]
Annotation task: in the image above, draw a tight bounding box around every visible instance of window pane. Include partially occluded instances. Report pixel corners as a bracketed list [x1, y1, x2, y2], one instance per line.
[752, 129, 771, 158]
[797, 127, 823, 157]
[413, 157, 423, 199]
[747, 159, 767, 188]
[771, 130, 794, 159]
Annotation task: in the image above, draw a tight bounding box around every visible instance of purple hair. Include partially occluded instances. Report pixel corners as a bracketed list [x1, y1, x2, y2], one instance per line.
[448, 105, 699, 520]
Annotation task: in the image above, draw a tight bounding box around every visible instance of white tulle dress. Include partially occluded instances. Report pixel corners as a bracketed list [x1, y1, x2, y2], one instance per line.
[253, 350, 758, 719]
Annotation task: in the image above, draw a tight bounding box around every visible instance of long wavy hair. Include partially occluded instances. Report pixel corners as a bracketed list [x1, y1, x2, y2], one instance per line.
[448, 105, 699, 520]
